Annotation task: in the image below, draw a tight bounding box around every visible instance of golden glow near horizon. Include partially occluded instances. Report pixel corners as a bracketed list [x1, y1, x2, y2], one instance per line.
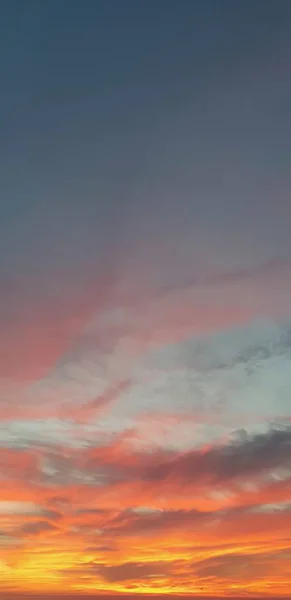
[1, 0, 291, 596]
[1, 425, 291, 597]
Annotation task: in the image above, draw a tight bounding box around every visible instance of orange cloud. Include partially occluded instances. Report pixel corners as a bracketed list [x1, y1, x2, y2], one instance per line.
[1, 424, 291, 596]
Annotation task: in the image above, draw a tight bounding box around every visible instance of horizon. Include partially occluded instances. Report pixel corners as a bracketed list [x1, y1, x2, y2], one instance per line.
[2, 595, 291, 599]
[1, 595, 291, 599]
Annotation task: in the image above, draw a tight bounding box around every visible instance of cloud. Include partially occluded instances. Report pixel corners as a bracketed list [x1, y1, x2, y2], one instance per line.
[1, 424, 290, 512]
[193, 552, 268, 582]
[98, 560, 173, 583]
[20, 521, 58, 536]
[1, 270, 291, 595]
[64, 424, 291, 496]
[102, 508, 211, 538]
[71, 379, 132, 423]
[141, 426, 291, 486]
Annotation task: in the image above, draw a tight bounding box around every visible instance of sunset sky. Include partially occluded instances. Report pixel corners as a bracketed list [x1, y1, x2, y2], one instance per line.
[1, 1, 291, 598]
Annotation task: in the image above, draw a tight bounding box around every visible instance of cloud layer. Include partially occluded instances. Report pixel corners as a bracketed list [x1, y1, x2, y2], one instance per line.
[1, 267, 291, 596]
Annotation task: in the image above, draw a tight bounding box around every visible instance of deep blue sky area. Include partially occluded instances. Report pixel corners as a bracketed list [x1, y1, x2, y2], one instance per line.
[1, 0, 291, 244]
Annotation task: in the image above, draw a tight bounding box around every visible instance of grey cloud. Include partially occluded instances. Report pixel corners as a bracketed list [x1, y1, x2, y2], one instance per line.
[192, 547, 291, 583]
[36, 424, 291, 491]
[47, 495, 71, 508]
[76, 508, 107, 516]
[97, 504, 291, 545]
[143, 426, 291, 485]
[85, 544, 116, 553]
[0, 530, 21, 548]
[193, 552, 266, 582]
[124, 318, 291, 427]
[103, 508, 212, 538]
[98, 560, 173, 583]
[20, 520, 58, 535]
[146, 319, 291, 374]
[41, 509, 63, 521]
[159, 258, 291, 294]
[3, 423, 291, 498]
[56, 559, 174, 586]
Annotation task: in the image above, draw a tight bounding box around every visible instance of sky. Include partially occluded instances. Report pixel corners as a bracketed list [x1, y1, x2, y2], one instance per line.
[0, 0, 291, 597]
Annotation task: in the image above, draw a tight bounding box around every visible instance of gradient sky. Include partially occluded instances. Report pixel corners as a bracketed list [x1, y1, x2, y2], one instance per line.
[1, 0, 291, 597]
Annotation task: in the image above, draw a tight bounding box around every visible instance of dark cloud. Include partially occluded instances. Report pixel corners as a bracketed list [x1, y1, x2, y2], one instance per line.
[106, 504, 290, 540]
[142, 426, 291, 485]
[47, 495, 71, 509]
[163, 258, 291, 291]
[3, 425, 290, 499]
[192, 547, 291, 584]
[75, 508, 107, 516]
[98, 560, 172, 583]
[58, 558, 176, 584]
[193, 552, 266, 582]
[20, 521, 58, 535]
[74, 425, 291, 492]
[42, 509, 63, 521]
[103, 508, 213, 538]
[85, 544, 116, 553]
